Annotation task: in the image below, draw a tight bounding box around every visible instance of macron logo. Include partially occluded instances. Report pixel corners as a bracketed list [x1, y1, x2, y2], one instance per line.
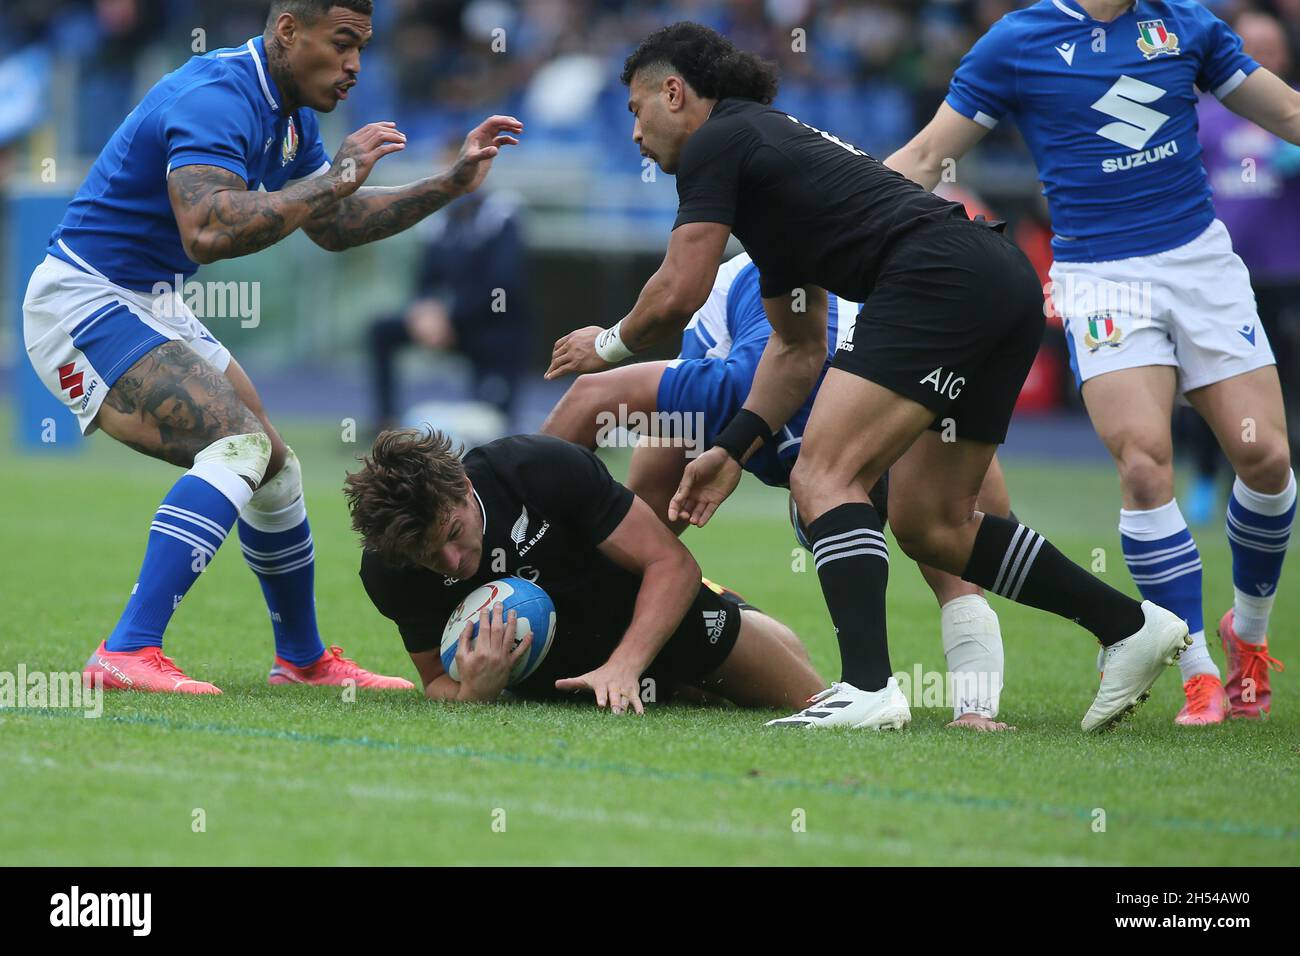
[1056, 42, 1076, 66]
[1238, 325, 1257, 346]
[50, 886, 151, 936]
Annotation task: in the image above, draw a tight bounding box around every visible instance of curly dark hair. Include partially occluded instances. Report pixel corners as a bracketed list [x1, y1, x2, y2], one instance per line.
[343, 428, 468, 566]
[621, 21, 779, 104]
[267, 0, 373, 26]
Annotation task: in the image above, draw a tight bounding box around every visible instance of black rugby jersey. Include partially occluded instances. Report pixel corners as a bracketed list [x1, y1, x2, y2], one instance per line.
[359, 435, 646, 696]
[673, 97, 967, 300]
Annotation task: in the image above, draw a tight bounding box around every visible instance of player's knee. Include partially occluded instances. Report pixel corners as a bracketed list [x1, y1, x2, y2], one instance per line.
[779, 625, 814, 666]
[891, 519, 936, 564]
[261, 431, 289, 482]
[789, 456, 843, 522]
[1233, 437, 1292, 494]
[192, 431, 272, 494]
[566, 373, 608, 418]
[1114, 445, 1174, 507]
[245, 446, 304, 518]
[542, 373, 605, 443]
[894, 512, 968, 567]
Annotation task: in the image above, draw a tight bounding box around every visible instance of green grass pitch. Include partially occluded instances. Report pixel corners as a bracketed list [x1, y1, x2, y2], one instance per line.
[2, 416, 1297, 865]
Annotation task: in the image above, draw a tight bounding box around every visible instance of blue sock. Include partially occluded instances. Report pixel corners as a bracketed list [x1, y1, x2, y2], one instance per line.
[1120, 499, 1215, 680]
[106, 470, 250, 652]
[238, 496, 325, 667]
[1227, 471, 1296, 642]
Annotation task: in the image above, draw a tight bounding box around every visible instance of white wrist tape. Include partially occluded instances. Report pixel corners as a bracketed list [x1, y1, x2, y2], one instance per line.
[594, 321, 633, 363]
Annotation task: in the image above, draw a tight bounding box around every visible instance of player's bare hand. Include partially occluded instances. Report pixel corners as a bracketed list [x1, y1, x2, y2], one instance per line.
[329, 121, 407, 197]
[446, 115, 523, 197]
[668, 446, 742, 527]
[946, 713, 1016, 732]
[555, 661, 645, 715]
[455, 603, 529, 701]
[545, 326, 611, 380]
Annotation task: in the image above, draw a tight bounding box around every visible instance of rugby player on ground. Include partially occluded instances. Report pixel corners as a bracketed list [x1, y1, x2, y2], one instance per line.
[542, 251, 1015, 730]
[345, 430, 825, 712]
[546, 22, 1189, 733]
[24, 0, 521, 693]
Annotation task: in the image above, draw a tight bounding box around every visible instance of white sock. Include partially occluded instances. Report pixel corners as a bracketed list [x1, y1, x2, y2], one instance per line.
[1232, 588, 1274, 644]
[1178, 630, 1218, 681]
[940, 594, 1004, 719]
[1227, 471, 1295, 643]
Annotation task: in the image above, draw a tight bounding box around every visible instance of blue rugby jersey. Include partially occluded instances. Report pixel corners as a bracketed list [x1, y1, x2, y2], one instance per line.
[945, 0, 1257, 262]
[49, 36, 330, 291]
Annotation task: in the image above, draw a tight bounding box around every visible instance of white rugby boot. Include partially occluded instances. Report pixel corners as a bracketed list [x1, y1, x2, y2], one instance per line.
[765, 678, 911, 730]
[1082, 601, 1190, 733]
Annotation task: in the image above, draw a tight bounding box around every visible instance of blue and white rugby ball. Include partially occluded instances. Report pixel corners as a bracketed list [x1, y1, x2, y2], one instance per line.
[440, 577, 557, 686]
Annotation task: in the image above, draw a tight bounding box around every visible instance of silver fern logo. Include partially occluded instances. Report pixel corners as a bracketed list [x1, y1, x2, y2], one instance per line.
[510, 506, 529, 548]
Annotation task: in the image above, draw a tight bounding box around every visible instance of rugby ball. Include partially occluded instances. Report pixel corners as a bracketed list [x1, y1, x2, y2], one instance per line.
[440, 577, 556, 686]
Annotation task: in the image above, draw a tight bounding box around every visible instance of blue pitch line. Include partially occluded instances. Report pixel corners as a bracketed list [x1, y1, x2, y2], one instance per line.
[11, 708, 1299, 843]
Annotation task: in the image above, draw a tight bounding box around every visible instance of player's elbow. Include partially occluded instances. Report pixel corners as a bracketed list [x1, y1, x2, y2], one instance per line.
[661, 287, 706, 330]
[662, 547, 701, 594]
[181, 228, 222, 265]
[303, 223, 347, 253]
[779, 329, 828, 380]
[887, 138, 942, 189]
[645, 537, 701, 590]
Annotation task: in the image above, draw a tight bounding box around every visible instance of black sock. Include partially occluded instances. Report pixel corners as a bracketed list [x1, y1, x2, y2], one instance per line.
[963, 514, 1145, 645]
[808, 502, 893, 691]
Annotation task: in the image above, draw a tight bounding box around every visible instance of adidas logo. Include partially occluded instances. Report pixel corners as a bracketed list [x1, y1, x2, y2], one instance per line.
[702, 608, 728, 644]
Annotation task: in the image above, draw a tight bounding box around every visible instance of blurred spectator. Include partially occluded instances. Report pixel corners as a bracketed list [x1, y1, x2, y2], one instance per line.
[366, 141, 532, 431]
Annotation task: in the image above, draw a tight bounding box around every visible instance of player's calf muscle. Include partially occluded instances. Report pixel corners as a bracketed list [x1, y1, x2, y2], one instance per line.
[97, 341, 263, 468]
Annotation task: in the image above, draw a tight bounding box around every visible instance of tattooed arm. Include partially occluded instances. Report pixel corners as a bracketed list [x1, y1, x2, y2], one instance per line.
[302, 114, 522, 252]
[302, 177, 459, 252]
[167, 165, 344, 264]
[167, 121, 408, 264]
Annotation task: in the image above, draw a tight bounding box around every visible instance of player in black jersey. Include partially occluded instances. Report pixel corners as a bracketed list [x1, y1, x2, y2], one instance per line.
[345, 429, 825, 712]
[545, 22, 1190, 733]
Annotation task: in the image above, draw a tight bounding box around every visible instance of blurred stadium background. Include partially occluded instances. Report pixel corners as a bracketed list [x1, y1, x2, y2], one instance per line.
[2, 0, 1299, 472]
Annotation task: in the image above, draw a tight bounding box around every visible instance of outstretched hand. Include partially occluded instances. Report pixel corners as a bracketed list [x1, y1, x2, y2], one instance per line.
[447, 115, 523, 196]
[555, 660, 645, 715]
[668, 446, 742, 528]
[329, 121, 408, 197]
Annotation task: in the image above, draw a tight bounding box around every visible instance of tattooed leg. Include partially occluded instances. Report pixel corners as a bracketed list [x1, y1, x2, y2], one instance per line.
[223, 356, 288, 481]
[96, 340, 264, 472]
[94, 342, 270, 657]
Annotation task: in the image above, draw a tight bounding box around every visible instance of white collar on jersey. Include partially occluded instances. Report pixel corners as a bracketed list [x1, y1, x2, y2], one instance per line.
[246, 38, 279, 112]
[1054, 0, 1141, 23]
[217, 38, 280, 111]
[473, 487, 487, 537]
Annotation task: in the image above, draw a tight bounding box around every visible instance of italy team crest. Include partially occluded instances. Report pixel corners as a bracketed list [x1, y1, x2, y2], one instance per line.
[1137, 19, 1179, 59]
[280, 119, 299, 166]
[1083, 314, 1123, 352]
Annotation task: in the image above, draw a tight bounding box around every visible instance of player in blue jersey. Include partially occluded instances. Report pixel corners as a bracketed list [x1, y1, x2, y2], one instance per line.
[888, 0, 1297, 724]
[543, 251, 1025, 731]
[22, 0, 522, 694]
